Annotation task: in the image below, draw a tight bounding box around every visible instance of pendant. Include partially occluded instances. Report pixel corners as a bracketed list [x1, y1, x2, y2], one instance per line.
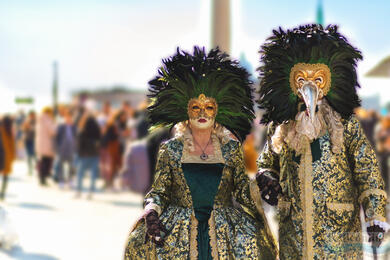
[200, 153, 208, 160]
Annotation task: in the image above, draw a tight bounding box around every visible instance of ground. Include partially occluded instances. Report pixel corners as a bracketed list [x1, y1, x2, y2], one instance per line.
[0, 161, 143, 260]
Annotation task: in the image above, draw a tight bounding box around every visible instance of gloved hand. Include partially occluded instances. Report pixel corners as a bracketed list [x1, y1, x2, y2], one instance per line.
[256, 171, 282, 206]
[367, 224, 385, 248]
[144, 209, 166, 247]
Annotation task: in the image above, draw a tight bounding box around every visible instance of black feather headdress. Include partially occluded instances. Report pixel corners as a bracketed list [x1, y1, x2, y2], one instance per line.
[257, 24, 362, 125]
[148, 46, 255, 142]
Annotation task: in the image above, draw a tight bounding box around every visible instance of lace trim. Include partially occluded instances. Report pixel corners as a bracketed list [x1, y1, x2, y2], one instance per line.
[175, 121, 233, 145]
[319, 99, 344, 154]
[181, 127, 225, 164]
[299, 138, 314, 260]
[271, 99, 343, 155]
[327, 202, 354, 211]
[190, 212, 199, 260]
[365, 220, 390, 231]
[258, 168, 280, 177]
[144, 202, 162, 216]
[208, 210, 218, 260]
[358, 189, 388, 204]
[249, 179, 279, 253]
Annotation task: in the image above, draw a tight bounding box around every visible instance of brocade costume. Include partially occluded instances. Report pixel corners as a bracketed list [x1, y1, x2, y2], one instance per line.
[256, 25, 387, 259]
[258, 116, 385, 259]
[125, 133, 277, 259]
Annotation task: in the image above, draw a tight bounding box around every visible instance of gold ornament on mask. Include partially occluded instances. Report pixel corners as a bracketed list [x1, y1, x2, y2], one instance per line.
[187, 94, 218, 119]
[290, 63, 331, 97]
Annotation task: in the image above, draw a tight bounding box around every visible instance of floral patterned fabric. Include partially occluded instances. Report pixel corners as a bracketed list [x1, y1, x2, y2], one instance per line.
[124, 137, 278, 259]
[258, 116, 386, 260]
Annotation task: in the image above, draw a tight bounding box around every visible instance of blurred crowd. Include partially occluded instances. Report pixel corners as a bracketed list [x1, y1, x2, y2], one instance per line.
[0, 98, 170, 200]
[0, 100, 389, 201]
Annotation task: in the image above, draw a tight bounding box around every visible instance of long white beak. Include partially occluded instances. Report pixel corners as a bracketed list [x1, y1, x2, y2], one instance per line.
[298, 83, 319, 123]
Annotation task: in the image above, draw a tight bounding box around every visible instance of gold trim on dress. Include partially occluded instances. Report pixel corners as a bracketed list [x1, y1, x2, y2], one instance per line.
[208, 210, 219, 260]
[326, 202, 354, 211]
[190, 212, 199, 260]
[358, 189, 387, 204]
[299, 138, 315, 260]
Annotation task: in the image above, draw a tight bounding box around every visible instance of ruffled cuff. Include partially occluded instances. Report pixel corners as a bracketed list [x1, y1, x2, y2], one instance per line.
[257, 168, 279, 181]
[365, 220, 390, 232]
[358, 188, 387, 223]
[144, 199, 162, 216]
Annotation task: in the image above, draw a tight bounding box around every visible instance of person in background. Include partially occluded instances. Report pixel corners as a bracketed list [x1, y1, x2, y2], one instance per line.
[22, 111, 36, 175]
[75, 113, 101, 199]
[97, 101, 112, 129]
[0, 120, 5, 174]
[133, 100, 150, 140]
[0, 116, 15, 200]
[242, 132, 258, 175]
[375, 116, 390, 194]
[14, 110, 25, 159]
[100, 113, 121, 190]
[356, 107, 379, 148]
[120, 100, 134, 120]
[116, 110, 131, 156]
[54, 109, 76, 188]
[120, 127, 170, 195]
[35, 107, 56, 186]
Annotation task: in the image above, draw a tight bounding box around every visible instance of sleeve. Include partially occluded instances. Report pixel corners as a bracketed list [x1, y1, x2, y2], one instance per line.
[256, 124, 280, 180]
[143, 142, 172, 216]
[231, 141, 259, 215]
[345, 116, 387, 224]
[231, 141, 278, 255]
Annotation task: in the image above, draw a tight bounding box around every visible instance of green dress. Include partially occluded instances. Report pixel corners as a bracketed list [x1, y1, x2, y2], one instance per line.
[182, 163, 224, 260]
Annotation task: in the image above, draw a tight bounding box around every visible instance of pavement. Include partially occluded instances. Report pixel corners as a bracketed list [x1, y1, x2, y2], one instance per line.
[0, 160, 143, 260]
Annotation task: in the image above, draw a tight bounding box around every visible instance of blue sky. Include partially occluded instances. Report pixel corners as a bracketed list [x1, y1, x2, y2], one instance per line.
[1, 0, 390, 111]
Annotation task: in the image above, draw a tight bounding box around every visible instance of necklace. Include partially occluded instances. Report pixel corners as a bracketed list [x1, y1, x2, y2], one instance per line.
[192, 135, 212, 160]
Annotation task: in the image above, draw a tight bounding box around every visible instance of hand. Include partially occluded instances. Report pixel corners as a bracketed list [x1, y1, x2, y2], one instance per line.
[144, 209, 166, 247]
[256, 171, 282, 206]
[367, 224, 385, 248]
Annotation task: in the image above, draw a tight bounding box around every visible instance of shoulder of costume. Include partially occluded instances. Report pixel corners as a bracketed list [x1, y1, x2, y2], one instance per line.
[340, 114, 360, 129]
[221, 136, 241, 151]
[159, 137, 184, 153]
[341, 114, 362, 135]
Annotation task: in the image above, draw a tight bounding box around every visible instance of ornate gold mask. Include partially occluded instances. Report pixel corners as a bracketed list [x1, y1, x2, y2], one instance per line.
[187, 94, 218, 119]
[290, 63, 331, 97]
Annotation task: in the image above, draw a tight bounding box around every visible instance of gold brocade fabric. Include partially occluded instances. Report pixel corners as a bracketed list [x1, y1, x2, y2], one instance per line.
[257, 116, 386, 259]
[124, 137, 278, 259]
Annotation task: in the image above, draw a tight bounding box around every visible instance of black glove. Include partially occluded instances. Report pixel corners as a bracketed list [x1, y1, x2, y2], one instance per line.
[144, 210, 166, 247]
[367, 224, 385, 248]
[256, 171, 282, 206]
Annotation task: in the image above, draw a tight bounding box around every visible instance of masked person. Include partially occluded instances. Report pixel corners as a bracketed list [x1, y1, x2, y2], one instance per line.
[256, 24, 388, 259]
[124, 47, 277, 259]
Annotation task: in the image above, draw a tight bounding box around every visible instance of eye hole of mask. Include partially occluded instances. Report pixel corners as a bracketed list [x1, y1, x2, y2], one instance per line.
[315, 77, 323, 84]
